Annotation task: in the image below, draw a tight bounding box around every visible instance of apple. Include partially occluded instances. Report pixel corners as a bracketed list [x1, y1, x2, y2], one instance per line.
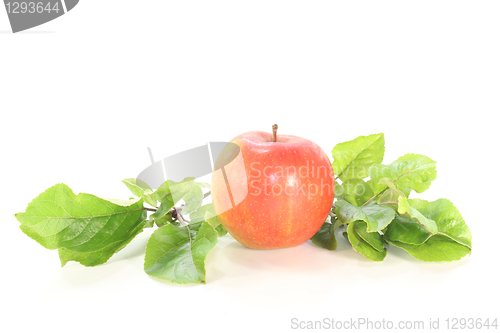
[211, 125, 335, 249]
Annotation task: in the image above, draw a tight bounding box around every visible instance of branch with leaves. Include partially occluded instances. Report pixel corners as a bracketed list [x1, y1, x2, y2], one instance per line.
[312, 133, 472, 262]
[14, 133, 472, 285]
[15, 178, 226, 284]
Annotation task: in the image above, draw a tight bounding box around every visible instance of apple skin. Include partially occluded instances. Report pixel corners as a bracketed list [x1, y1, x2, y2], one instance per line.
[211, 131, 335, 249]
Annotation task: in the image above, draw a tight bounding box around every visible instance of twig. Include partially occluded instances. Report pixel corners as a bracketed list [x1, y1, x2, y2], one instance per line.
[177, 211, 190, 226]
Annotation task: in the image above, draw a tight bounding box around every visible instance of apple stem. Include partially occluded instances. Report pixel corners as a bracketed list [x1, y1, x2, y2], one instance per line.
[272, 124, 278, 142]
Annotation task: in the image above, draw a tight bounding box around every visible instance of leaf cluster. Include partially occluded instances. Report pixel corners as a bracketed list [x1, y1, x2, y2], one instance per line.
[311, 133, 472, 262]
[15, 179, 226, 284]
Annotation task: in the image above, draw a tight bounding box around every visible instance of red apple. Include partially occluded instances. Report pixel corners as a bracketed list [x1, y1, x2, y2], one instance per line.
[211, 126, 335, 249]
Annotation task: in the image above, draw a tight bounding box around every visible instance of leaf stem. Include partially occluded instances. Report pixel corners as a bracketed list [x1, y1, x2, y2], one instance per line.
[144, 207, 157, 212]
[336, 196, 354, 205]
[362, 188, 388, 206]
[177, 212, 190, 226]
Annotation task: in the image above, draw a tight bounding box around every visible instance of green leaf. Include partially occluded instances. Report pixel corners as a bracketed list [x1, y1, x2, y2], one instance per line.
[386, 198, 472, 247]
[144, 221, 218, 284]
[152, 178, 194, 219]
[58, 220, 146, 267]
[385, 198, 472, 262]
[189, 204, 216, 223]
[104, 197, 142, 206]
[398, 197, 438, 234]
[154, 177, 195, 201]
[122, 178, 157, 207]
[204, 211, 221, 229]
[377, 178, 405, 205]
[369, 154, 437, 196]
[181, 184, 203, 215]
[15, 184, 147, 254]
[332, 133, 385, 181]
[154, 213, 172, 227]
[347, 221, 387, 261]
[334, 181, 345, 198]
[384, 214, 432, 245]
[195, 182, 211, 189]
[311, 219, 341, 251]
[15, 184, 147, 267]
[214, 224, 228, 237]
[188, 203, 227, 237]
[342, 179, 375, 207]
[335, 199, 396, 232]
[387, 235, 470, 262]
[354, 221, 385, 252]
[406, 198, 471, 248]
[188, 220, 227, 237]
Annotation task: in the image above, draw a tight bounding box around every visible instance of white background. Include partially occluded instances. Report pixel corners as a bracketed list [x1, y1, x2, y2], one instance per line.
[1, 1, 499, 332]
